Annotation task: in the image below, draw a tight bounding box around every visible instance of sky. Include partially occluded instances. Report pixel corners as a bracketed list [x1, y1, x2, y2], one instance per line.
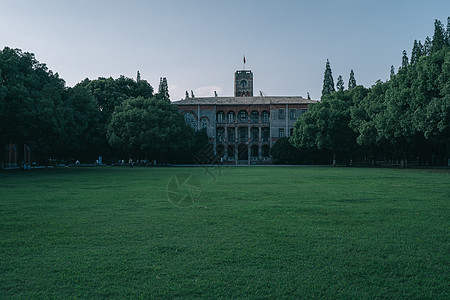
[1, 0, 449, 101]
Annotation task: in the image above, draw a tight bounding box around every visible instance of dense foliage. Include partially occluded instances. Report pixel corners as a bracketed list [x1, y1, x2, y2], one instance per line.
[107, 96, 208, 163]
[0, 48, 207, 165]
[0, 47, 100, 162]
[293, 18, 449, 167]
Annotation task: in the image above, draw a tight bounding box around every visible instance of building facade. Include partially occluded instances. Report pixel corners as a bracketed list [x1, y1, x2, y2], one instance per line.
[172, 70, 317, 164]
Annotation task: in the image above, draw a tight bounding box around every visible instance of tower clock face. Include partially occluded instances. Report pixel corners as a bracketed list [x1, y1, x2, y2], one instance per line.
[240, 79, 248, 88]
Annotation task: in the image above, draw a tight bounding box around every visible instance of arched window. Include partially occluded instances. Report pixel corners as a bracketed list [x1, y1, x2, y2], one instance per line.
[217, 145, 225, 157]
[227, 111, 236, 123]
[238, 110, 248, 123]
[201, 118, 208, 129]
[216, 111, 225, 123]
[238, 144, 248, 160]
[184, 112, 197, 129]
[261, 111, 270, 123]
[250, 111, 259, 123]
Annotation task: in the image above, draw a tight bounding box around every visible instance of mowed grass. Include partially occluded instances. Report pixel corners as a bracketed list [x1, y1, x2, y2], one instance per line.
[0, 166, 448, 298]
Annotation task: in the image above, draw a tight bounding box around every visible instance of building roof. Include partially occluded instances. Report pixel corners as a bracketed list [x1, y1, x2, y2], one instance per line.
[172, 96, 318, 106]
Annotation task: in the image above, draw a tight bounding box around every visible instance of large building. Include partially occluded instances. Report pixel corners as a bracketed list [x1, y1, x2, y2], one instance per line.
[172, 70, 317, 164]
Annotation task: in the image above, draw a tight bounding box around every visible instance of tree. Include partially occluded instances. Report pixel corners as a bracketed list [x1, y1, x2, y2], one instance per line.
[270, 137, 302, 164]
[0, 47, 68, 162]
[348, 69, 357, 89]
[350, 81, 388, 164]
[107, 96, 194, 162]
[321, 59, 335, 97]
[390, 65, 396, 78]
[401, 50, 409, 69]
[411, 40, 422, 64]
[157, 77, 170, 100]
[431, 19, 445, 53]
[57, 85, 101, 160]
[75, 75, 154, 158]
[336, 75, 345, 91]
[292, 89, 361, 166]
[424, 36, 432, 56]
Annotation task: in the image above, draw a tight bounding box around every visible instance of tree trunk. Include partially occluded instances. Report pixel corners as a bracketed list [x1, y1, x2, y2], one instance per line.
[332, 151, 336, 167]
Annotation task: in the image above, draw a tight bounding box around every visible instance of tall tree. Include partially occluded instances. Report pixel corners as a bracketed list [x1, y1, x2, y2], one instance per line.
[401, 50, 409, 69]
[350, 81, 388, 164]
[424, 36, 432, 56]
[321, 59, 335, 97]
[336, 75, 345, 91]
[0, 47, 68, 161]
[431, 19, 445, 53]
[411, 40, 422, 64]
[157, 77, 170, 100]
[390, 65, 396, 78]
[348, 69, 357, 89]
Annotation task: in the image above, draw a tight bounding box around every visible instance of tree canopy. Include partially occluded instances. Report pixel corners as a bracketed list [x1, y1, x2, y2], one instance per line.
[0, 47, 205, 165]
[292, 21, 449, 167]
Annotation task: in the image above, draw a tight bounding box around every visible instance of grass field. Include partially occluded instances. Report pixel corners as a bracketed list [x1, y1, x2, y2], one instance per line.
[0, 166, 449, 298]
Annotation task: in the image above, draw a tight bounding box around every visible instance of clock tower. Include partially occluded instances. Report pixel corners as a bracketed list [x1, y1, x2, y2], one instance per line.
[234, 70, 253, 97]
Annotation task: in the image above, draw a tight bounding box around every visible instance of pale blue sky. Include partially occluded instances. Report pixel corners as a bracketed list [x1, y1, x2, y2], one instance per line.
[1, 0, 448, 100]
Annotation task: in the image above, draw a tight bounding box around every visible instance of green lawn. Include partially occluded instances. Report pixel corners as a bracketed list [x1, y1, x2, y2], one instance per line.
[0, 166, 449, 298]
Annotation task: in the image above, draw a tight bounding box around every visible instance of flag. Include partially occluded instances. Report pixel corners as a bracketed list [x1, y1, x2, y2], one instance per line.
[243, 55, 246, 64]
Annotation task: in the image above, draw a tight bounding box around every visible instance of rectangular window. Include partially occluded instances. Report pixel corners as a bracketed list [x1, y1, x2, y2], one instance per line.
[301, 108, 308, 114]
[279, 128, 285, 138]
[289, 109, 296, 120]
[278, 109, 285, 120]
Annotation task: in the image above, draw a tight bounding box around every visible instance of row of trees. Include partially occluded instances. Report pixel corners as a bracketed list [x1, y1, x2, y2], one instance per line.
[0, 47, 208, 165]
[285, 18, 449, 167]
